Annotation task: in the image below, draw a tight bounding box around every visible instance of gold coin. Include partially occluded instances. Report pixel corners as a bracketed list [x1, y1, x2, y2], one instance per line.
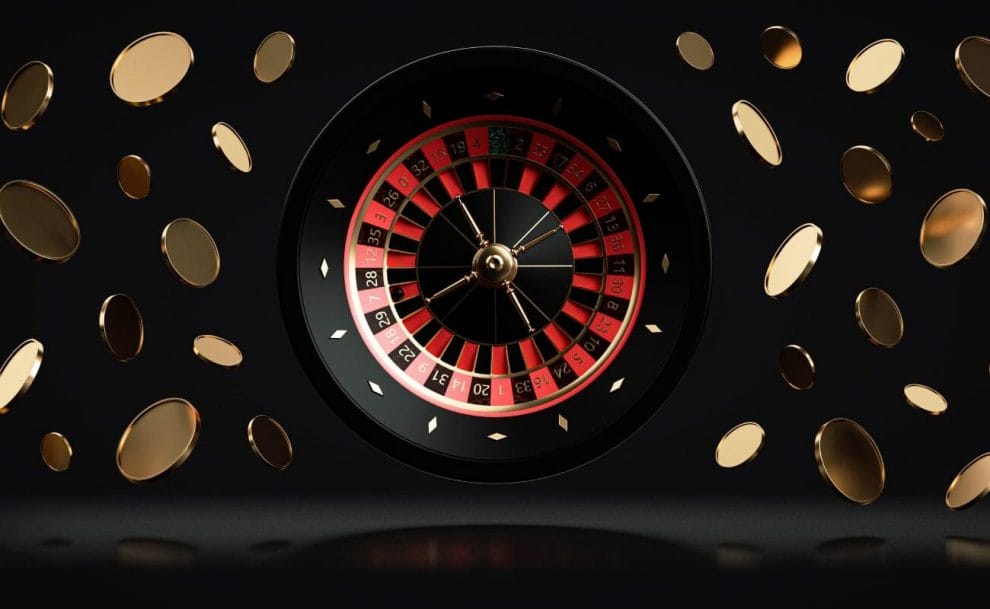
[910, 111, 944, 142]
[0, 180, 80, 262]
[764, 223, 822, 297]
[904, 384, 947, 415]
[161, 218, 220, 287]
[919, 189, 986, 268]
[110, 32, 193, 106]
[946, 453, 990, 510]
[760, 26, 802, 69]
[780, 344, 815, 390]
[675, 32, 714, 70]
[211, 122, 252, 173]
[815, 418, 885, 505]
[715, 422, 765, 468]
[846, 39, 904, 93]
[955, 36, 990, 99]
[840, 146, 892, 204]
[99, 294, 144, 361]
[40, 432, 72, 472]
[117, 155, 151, 199]
[254, 31, 296, 83]
[731, 100, 782, 166]
[193, 335, 243, 368]
[0, 338, 43, 414]
[946, 538, 990, 566]
[854, 287, 903, 348]
[1, 61, 53, 130]
[248, 415, 293, 470]
[116, 398, 200, 484]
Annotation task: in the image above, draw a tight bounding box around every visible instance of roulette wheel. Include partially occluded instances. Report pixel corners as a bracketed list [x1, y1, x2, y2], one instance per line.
[278, 46, 710, 481]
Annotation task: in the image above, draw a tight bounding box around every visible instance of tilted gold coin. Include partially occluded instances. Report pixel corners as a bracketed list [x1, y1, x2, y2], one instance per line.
[0, 180, 80, 262]
[675, 32, 714, 71]
[40, 432, 72, 472]
[110, 32, 193, 106]
[731, 100, 782, 166]
[815, 418, 885, 505]
[910, 111, 944, 142]
[919, 189, 986, 268]
[854, 287, 903, 348]
[117, 155, 151, 199]
[161, 218, 220, 287]
[846, 39, 904, 93]
[1, 61, 53, 130]
[760, 26, 802, 69]
[715, 422, 765, 468]
[904, 384, 947, 415]
[193, 335, 243, 368]
[211, 122, 252, 173]
[248, 415, 293, 470]
[0, 339, 43, 414]
[780, 344, 815, 390]
[764, 223, 822, 297]
[116, 398, 200, 483]
[946, 453, 990, 510]
[955, 36, 990, 99]
[254, 32, 296, 83]
[99, 294, 144, 361]
[840, 146, 892, 204]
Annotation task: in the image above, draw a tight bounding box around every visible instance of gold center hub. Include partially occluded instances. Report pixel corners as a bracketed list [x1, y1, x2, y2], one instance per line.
[473, 243, 517, 287]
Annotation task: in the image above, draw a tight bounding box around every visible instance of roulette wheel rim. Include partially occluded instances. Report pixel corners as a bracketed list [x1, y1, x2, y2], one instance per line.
[278, 46, 711, 482]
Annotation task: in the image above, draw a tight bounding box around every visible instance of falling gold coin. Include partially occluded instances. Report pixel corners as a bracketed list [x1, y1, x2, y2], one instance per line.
[0, 339, 43, 414]
[161, 218, 220, 287]
[731, 100, 782, 166]
[904, 384, 947, 415]
[946, 538, 990, 566]
[955, 36, 990, 99]
[780, 344, 815, 390]
[193, 335, 243, 368]
[675, 32, 714, 70]
[1, 61, 53, 130]
[946, 452, 990, 510]
[110, 32, 193, 106]
[764, 223, 822, 297]
[760, 26, 802, 69]
[0, 180, 80, 262]
[910, 111, 944, 142]
[920, 189, 986, 268]
[846, 39, 904, 93]
[117, 155, 151, 199]
[254, 31, 296, 83]
[99, 294, 144, 361]
[116, 398, 200, 484]
[40, 432, 72, 472]
[840, 146, 892, 204]
[211, 122, 252, 173]
[854, 287, 903, 348]
[715, 422, 765, 468]
[248, 415, 293, 470]
[815, 418, 885, 505]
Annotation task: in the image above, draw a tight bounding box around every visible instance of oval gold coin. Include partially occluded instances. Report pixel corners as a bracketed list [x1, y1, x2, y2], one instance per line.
[780, 344, 815, 390]
[731, 100, 782, 166]
[161, 218, 220, 287]
[40, 432, 72, 472]
[904, 384, 947, 415]
[110, 32, 193, 106]
[846, 39, 904, 93]
[854, 287, 903, 348]
[193, 335, 243, 368]
[760, 26, 802, 69]
[117, 155, 151, 199]
[675, 31, 714, 71]
[946, 453, 990, 510]
[715, 422, 765, 468]
[99, 294, 144, 361]
[211, 122, 252, 173]
[254, 31, 296, 83]
[955, 36, 990, 99]
[116, 398, 200, 483]
[0, 180, 80, 262]
[0, 338, 43, 414]
[840, 146, 892, 204]
[919, 189, 986, 268]
[764, 223, 822, 298]
[248, 415, 293, 470]
[910, 111, 944, 142]
[1, 61, 53, 130]
[815, 418, 885, 505]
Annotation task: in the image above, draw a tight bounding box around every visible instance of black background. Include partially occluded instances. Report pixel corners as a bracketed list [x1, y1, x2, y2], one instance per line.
[2, 3, 989, 516]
